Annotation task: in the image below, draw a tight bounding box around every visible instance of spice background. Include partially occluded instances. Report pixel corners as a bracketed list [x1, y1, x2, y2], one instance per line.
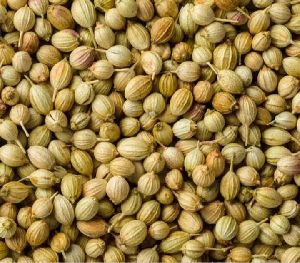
[1, 0, 300, 262]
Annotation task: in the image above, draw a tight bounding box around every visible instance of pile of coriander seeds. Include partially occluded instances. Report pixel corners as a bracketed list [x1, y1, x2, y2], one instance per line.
[1, 0, 300, 262]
